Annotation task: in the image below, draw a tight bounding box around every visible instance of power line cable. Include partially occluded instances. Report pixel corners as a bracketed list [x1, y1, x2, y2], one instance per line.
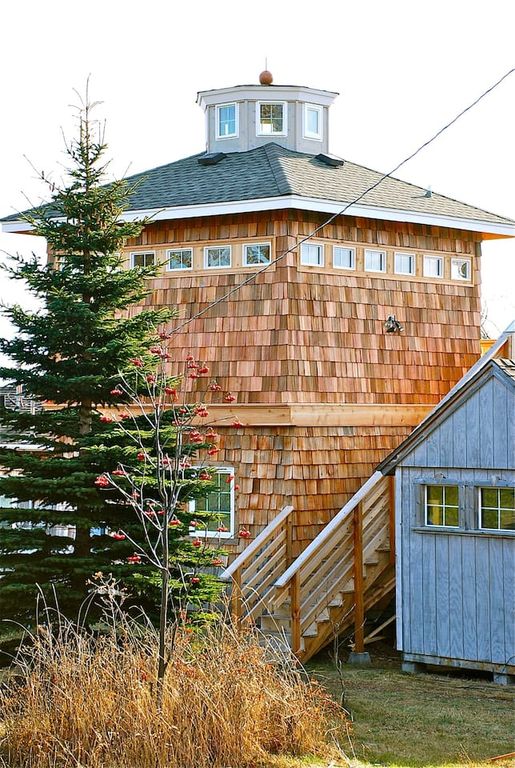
[169, 68, 514, 335]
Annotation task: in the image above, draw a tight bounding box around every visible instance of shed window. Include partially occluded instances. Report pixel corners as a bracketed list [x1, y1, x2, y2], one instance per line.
[167, 248, 193, 271]
[257, 102, 286, 136]
[425, 485, 459, 527]
[333, 246, 355, 270]
[479, 487, 515, 531]
[395, 252, 415, 275]
[189, 468, 235, 538]
[423, 255, 443, 278]
[131, 252, 155, 268]
[300, 242, 324, 267]
[216, 103, 238, 139]
[243, 243, 271, 266]
[451, 258, 471, 281]
[364, 249, 386, 273]
[204, 246, 231, 269]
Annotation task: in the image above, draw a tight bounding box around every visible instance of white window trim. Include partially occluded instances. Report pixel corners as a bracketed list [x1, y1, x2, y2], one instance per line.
[303, 103, 323, 141]
[215, 102, 239, 140]
[243, 241, 272, 267]
[333, 245, 356, 270]
[478, 487, 515, 532]
[394, 251, 415, 276]
[364, 248, 386, 273]
[424, 485, 460, 528]
[130, 251, 156, 268]
[423, 254, 443, 278]
[203, 245, 232, 269]
[188, 467, 235, 539]
[166, 248, 193, 272]
[256, 101, 288, 137]
[300, 241, 324, 267]
[451, 257, 471, 281]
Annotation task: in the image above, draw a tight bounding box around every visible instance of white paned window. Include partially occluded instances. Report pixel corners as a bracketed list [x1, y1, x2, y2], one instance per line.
[423, 255, 443, 278]
[333, 246, 355, 270]
[425, 485, 459, 527]
[243, 243, 271, 266]
[189, 468, 235, 538]
[216, 103, 238, 139]
[204, 246, 231, 269]
[257, 102, 286, 136]
[300, 242, 324, 267]
[479, 487, 515, 531]
[364, 249, 386, 273]
[451, 258, 471, 281]
[394, 252, 415, 275]
[131, 252, 155, 268]
[304, 104, 323, 140]
[167, 248, 193, 271]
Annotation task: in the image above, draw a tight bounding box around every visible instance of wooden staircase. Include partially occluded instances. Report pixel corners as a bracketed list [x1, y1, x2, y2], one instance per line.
[221, 471, 396, 662]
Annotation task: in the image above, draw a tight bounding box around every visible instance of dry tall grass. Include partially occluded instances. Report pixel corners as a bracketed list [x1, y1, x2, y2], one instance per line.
[0, 619, 345, 768]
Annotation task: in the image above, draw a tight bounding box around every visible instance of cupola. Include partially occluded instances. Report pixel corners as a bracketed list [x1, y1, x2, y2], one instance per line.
[196, 72, 338, 155]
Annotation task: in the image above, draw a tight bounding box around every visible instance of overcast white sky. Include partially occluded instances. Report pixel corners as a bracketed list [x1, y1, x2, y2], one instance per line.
[0, 0, 514, 339]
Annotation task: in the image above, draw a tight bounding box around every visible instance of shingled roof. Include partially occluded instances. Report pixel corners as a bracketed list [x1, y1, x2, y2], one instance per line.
[2, 142, 514, 228]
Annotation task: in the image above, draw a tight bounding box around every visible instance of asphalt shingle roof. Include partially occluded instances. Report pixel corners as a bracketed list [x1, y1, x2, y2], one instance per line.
[2, 143, 513, 226]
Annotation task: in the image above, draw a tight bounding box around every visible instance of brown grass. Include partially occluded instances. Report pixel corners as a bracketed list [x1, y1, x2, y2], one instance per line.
[0, 620, 345, 768]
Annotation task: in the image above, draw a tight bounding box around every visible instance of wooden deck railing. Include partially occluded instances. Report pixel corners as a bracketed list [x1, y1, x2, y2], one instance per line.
[219, 504, 294, 621]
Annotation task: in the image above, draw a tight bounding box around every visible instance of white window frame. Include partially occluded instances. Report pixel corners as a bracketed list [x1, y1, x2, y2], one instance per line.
[423, 255, 443, 278]
[215, 102, 238, 140]
[451, 257, 471, 281]
[166, 248, 193, 272]
[394, 252, 415, 276]
[424, 485, 460, 528]
[478, 487, 515, 532]
[130, 251, 156, 268]
[189, 467, 235, 539]
[243, 242, 272, 267]
[364, 249, 386, 273]
[303, 103, 323, 141]
[300, 242, 324, 267]
[256, 101, 287, 137]
[204, 245, 232, 269]
[333, 246, 356, 270]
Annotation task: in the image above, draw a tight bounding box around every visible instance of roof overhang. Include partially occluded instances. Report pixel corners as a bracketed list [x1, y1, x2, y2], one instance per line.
[197, 84, 339, 110]
[4, 195, 514, 238]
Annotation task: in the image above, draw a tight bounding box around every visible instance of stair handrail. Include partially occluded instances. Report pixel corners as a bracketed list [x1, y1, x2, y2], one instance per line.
[273, 471, 384, 590]
[220, 504, 294, 582]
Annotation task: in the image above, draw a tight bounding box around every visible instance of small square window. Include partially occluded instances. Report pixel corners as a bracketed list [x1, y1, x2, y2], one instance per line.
[333, 246, 355, 270]
[243, 243, 271, 266]
[189, 468, 235, 538]
[304, 104, 322, 140]
[394, 252, 415, 275]
[257, 102, 286, 136]
[131, 252, 155, 268]
[167, 248, 193, 271]
[425, 485, 459, 527]
[451, 258, 471, 281]
[216, 103, 238, 139]
[300, 243, 324, 267]
[423, 255, 443, 278]
[364, 249, 386, 273]
[204, 246, 231, 269]
[479, 487, 515, 531]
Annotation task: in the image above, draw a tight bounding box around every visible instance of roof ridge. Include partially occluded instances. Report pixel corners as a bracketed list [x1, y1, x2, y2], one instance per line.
[262, 144, 293, 196]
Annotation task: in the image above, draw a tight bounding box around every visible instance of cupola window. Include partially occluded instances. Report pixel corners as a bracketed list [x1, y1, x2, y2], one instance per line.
[304, 104, 323, 140]
[257, 102, 287, 136]
[216, 103, 238, 139]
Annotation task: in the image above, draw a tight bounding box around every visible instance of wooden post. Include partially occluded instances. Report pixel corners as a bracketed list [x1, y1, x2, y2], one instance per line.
[353, 502, 365, 654]
[285, 513, 294, 568]
[388, 474, 396, 566]
[290, 572, 301, 657]
[231, 567, 242, 622]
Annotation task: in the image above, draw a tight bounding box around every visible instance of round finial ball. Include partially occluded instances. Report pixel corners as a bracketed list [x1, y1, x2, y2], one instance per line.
[259, 70, 273, 85]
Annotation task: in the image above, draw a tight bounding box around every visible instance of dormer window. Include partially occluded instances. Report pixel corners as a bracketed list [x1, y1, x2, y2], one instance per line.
[216, 103, 238, 139]
[257, 102, 287, 136]
[304, 104, 323, 140]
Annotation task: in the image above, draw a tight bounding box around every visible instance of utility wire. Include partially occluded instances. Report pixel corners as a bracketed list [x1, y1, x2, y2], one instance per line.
[169, 68, 515, 335]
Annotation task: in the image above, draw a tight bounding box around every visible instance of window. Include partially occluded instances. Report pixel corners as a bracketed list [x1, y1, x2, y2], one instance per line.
[216, 103, 238, 139]
[423, 255, 443, 278]
[131, 252, 155, 268]
[364, 249, 386, 273]
[304, 104, 323, 140]
[479, 487, 515, 531]
[243, 243, 271, 266]
[425, 485, 459, 527]
[257, 102, 286, 136]
[451, 258, 471, 281]
[189, 468, 235, 538]
[394, 252, 415, 275]
[300, 242, 324, 267]
[167, 248, 193, 271]
[333, 246, 355, 270]
[204, 246, 231, 269]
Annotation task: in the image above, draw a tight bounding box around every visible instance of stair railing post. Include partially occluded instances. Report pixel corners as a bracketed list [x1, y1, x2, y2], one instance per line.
[231, 567, 242, 623]
[290, 572, 301, 657]
[285, 510, 293, 568]
[388, 474, 396, 566]
[353, 501, 365, 654]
